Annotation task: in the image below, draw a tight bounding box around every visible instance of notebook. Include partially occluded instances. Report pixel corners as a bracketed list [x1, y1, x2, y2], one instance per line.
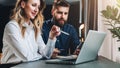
[45, 30, 106, 64]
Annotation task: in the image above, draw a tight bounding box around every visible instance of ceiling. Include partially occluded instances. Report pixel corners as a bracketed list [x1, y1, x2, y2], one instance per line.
[0, 0, 80, 6]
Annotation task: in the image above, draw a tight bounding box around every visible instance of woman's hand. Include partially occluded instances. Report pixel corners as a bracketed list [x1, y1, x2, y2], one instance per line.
[51, 48, 60, 58]
[49, 25, 61, 40]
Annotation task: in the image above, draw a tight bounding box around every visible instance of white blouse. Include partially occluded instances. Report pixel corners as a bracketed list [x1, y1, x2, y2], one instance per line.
[1, 20, 56, 63]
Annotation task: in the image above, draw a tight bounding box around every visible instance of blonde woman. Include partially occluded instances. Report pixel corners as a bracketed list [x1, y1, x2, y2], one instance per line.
[1, 0, 60, 64]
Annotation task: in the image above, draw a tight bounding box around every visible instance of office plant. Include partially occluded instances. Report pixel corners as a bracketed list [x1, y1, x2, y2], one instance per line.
[101, 0, 120, 41]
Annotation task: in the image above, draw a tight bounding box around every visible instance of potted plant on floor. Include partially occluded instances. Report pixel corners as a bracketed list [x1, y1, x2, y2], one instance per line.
[101, 0, 120, 63]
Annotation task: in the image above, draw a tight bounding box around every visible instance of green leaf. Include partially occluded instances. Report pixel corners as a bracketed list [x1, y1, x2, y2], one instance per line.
[107, 5, 111, 11]
[101, 1, 120, 40]
[101, 10, 111, 19]
[114, 8, 118, 17]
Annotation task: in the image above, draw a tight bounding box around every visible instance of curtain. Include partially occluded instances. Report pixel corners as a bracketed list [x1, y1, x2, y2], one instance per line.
[83, 0, 98, 38]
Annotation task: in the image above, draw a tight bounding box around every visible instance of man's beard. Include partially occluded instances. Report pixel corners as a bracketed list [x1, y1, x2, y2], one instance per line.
[54, 18, 67, 27]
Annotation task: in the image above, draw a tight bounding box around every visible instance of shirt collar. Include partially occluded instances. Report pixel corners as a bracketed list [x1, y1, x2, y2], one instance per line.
[50, 18, 54, 24]
[22, 21, 34, 28]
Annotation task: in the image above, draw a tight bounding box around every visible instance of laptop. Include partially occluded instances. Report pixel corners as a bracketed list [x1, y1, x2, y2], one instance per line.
[45, 30, 106, 64]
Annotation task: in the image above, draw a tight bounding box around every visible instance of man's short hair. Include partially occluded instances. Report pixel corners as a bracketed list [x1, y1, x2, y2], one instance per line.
[52, 0, 70, 10]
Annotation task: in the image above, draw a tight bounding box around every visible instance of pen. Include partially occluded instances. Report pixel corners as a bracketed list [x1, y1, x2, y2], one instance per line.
[60, 30, 70, 35]
[76, 43, 82, 49]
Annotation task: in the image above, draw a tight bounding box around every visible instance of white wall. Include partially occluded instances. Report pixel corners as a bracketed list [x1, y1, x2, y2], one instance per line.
[98, 0, 119, 61]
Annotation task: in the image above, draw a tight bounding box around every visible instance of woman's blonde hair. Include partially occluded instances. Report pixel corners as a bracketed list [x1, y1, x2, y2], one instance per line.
[10, 0, 46, 38]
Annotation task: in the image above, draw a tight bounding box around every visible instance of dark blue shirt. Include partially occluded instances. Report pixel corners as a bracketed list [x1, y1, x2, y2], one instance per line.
[42, 19, 80, 56]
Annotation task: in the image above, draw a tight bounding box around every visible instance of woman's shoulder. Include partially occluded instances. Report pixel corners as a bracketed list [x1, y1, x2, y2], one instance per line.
[5, 20, 19, 29]
[6, 20, 19, 27]
[8, 20, 17, 24]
